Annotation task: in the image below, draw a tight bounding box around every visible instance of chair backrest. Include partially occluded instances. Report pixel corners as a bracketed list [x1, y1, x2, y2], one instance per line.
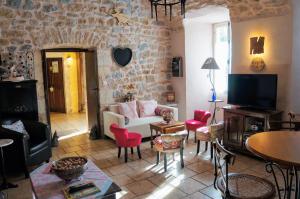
[194, 110, 211, 123]
[110, 124, 128, 147]
[213, 139, 236, 197]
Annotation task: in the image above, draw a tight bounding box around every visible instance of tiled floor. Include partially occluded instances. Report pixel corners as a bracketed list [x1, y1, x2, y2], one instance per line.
[50, 112, 88, 138]
[4, 133, 285, 199]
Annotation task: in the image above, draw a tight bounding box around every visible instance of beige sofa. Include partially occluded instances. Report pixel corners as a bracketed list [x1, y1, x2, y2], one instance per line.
[103, 104, 178, 139]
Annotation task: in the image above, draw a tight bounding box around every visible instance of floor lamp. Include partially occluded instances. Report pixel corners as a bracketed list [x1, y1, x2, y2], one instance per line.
[201, 57, 220, 102]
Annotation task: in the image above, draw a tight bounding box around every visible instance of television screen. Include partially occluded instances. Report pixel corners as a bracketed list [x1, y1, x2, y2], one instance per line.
[228, 74, 278, 110]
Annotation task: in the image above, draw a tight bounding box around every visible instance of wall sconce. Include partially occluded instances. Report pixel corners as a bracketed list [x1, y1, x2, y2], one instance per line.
[250, 36, 266, 72]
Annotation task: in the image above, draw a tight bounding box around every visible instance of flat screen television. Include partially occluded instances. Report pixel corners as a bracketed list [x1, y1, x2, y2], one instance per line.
[227, 74, 278, 110]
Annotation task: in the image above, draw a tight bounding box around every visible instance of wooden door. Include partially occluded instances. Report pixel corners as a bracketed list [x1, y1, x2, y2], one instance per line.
[46, 58, 66, 113]
[224, 112, 244, 148]
[85, 50, 100, 135]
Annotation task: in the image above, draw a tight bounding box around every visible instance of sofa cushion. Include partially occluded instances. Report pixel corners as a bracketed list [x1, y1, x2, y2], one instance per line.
[119, 100, 139, 119]
[125, 116, 163, 127]
[138, 100, 157, 117]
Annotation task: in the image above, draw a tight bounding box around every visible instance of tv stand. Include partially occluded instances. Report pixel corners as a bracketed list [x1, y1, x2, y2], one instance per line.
[223, 106, 282, 155]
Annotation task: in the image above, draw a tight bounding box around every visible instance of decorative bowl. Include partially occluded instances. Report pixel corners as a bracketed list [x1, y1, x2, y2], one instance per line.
[51, 156, 88, 181]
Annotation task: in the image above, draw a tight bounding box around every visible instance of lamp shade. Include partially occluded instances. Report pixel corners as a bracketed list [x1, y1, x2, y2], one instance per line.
[201, 57, 220, 70]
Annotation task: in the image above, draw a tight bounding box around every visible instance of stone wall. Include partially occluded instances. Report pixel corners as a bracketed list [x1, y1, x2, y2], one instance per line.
[0, 0, 291, 127]
[0, 0, 172, 123]
[185, 0, 290, 22]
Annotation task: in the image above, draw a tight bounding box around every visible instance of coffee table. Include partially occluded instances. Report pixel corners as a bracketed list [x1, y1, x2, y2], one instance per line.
[30, 160, 121, 199]
[149, 121, 185, 148]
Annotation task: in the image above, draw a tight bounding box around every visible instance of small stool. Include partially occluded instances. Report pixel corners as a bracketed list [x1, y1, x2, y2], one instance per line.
[0, 139, 18, 190]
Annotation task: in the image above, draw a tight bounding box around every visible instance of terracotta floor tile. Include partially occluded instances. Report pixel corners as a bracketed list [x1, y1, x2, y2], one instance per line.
[200, 185, 222, 199]
[169, 177, 206, 194]
[152, 184, 187, 199]
[147, 173, 176, 186]
[111, 174, 135, 186]
[107, 164, 133, 176]
[183, 191, 212, 199]
[192, 171, 215, 186]
[126, 180, 156, 196]
[186, 161, 213, 174]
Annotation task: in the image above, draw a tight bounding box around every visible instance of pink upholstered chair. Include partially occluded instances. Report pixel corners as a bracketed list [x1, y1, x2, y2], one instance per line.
[110, 124, 142, 162]
[185, 110, 211, 142]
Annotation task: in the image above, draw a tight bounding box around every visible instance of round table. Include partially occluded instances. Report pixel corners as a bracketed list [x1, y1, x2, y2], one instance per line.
[246, 131, 300, 199]
[0, 139, 18, 191]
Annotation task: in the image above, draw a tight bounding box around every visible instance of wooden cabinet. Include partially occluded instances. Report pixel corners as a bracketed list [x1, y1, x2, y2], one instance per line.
[0, 80, 38, 121]
[223, 106, 282, 154]
[224, 112, 244, 149]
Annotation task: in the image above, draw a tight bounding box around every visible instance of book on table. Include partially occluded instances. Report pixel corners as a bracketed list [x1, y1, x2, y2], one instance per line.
[63, 181, 101, 199]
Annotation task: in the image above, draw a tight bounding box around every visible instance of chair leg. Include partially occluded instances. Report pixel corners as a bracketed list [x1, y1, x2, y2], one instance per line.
[156, 151, 160, 165]
[164, 153, 167, 172]
[187, 130, 190, 141]
[24, 165, 29, 178]
[137, 146, 141, 159]
[205, 142, 208, 151]
[118, 147, 121, 158]
[131, 147, 133, 154]
[124, 147, 128, 163]
[194, 132, 197, 143]
[180, 147, 184, 168]
[197, 140, 200, 154]
[210, 142, 213, 159]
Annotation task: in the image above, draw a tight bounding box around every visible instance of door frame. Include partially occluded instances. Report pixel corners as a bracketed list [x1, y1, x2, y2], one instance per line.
[46, 57, 66, 113]
[41, 48, 100, 134]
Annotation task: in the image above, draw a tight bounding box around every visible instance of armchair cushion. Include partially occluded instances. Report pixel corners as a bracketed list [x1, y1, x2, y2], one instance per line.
[185, 120, 207, 131]
[2, 120, 29, 137]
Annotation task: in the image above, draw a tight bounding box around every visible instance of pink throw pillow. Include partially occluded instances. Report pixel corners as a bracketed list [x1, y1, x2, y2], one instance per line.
[138, 100, 158, 117]
[118, 100, 139, 119]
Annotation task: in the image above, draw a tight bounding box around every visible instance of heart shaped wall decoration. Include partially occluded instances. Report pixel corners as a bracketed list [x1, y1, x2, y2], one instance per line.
[112, 48, 132, 67]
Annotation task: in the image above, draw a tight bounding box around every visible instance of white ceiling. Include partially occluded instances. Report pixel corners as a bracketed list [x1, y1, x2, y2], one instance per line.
[184, 5, 230, 24]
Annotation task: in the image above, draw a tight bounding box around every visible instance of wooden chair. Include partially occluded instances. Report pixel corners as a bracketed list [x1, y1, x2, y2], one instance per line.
[185, 110, 211, 143]
[110, 124, 142, 162]
[196, 122, 224, 159]
[154, 131, 187, 172]
[214, 140, 276, 199]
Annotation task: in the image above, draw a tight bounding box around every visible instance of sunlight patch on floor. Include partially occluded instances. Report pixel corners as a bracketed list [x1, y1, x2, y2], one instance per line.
[58, 130, 88, 141]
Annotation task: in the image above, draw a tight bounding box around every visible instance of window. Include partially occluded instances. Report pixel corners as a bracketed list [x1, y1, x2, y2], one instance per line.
[213, 22, 231, 95]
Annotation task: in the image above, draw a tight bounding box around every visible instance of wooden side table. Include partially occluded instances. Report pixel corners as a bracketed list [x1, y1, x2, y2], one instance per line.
[0, 139, 18, 190]
[149, 121, 185, 148]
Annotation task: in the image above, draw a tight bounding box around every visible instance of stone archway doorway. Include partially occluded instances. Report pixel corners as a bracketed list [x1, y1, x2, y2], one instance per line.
[41, 48, 100, 139]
